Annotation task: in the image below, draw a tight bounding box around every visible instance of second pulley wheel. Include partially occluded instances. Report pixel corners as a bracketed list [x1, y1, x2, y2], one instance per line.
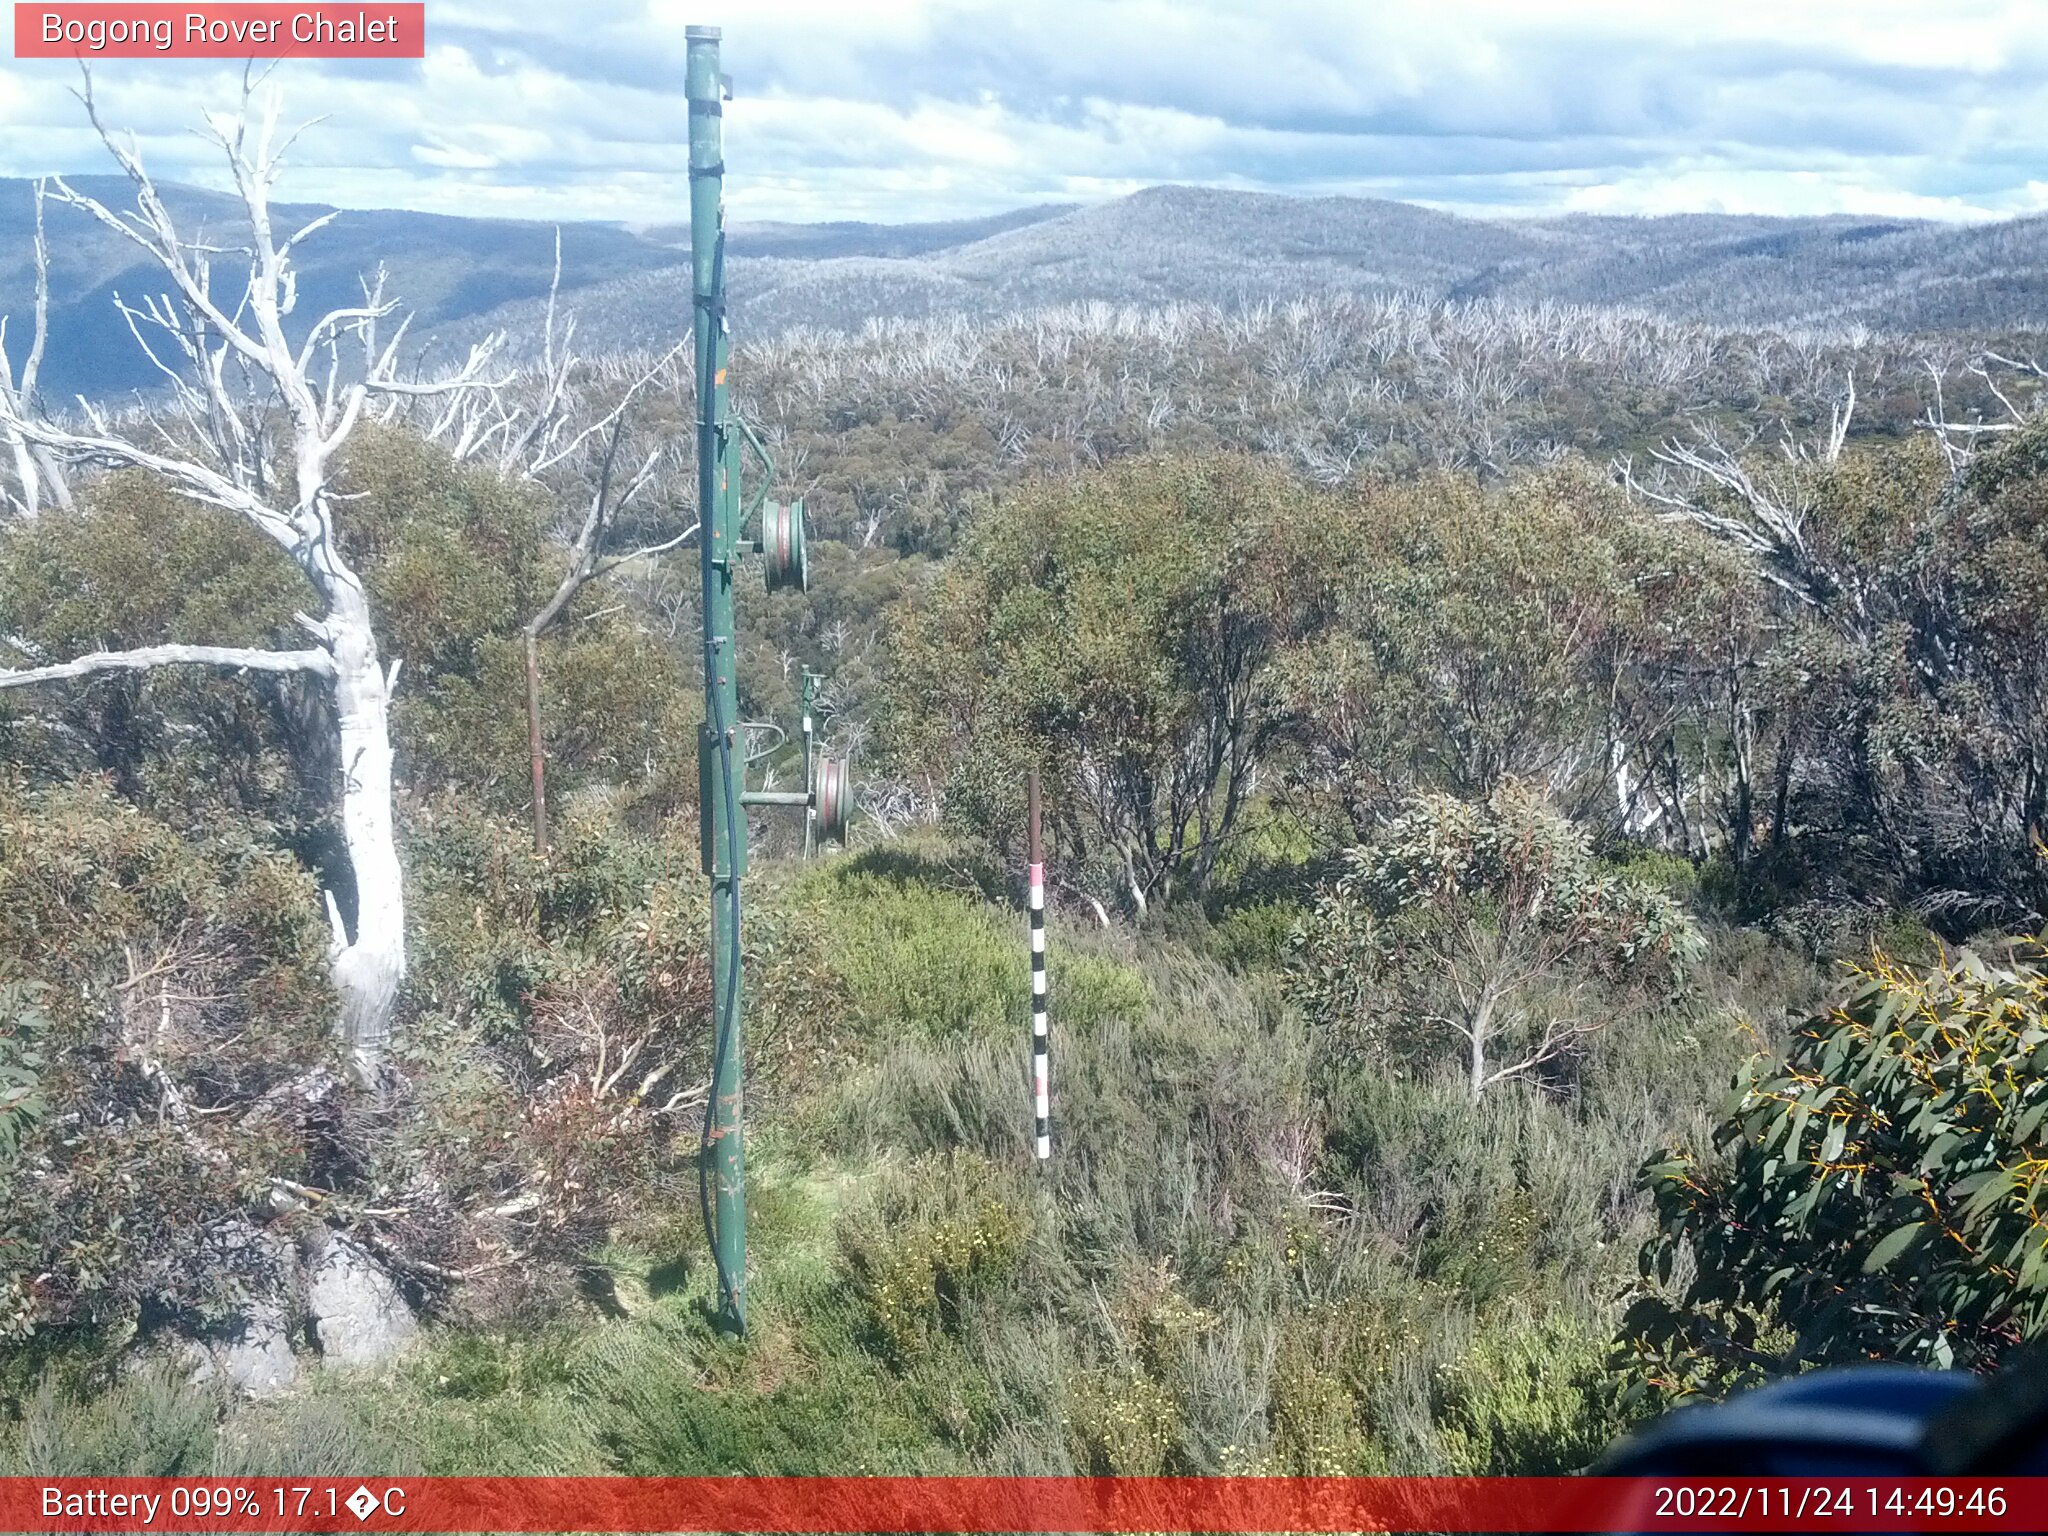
[813, 755, 852, 845]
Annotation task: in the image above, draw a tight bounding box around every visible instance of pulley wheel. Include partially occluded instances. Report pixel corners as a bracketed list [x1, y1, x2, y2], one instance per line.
[762, 498, 808, 593]
[814, 755, 852, 845]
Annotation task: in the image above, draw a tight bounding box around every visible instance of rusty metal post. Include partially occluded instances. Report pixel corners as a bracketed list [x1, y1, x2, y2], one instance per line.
[524, 632, 548, 856]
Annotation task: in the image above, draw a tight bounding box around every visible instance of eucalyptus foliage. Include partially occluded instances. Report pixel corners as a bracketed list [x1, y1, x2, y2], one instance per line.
[1622, 947, 2048, 1400]
[882, 454, 1328, 913]
[0, 970, 47, 1167]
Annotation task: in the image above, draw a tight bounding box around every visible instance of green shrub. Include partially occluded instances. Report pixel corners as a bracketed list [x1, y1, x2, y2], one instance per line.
[1062, 1367, 1184, 1475]
[1869, 908, 1942, 967]
[826, 873, 1023, 1043]
[1112, 1257, 1221, 1377]
[1416, 1186, 1543, 1308]
[1266, 1324, 1378, 1475]
[318, 1327, 591, 1476]
[1291, 780, 1701, 1100]
[577, 1310, 941, 1474]
[0, 969, 48, 1169]
[0, 779, 332, 1345]
[2, 1364, 219, 1475]
[837, 1152, 1031, 1363]
[879, 454, 1330, 911]
[1207, 900, 1307, 974]
[1601, 845, 1700, 901]
[1432, 1306, 1630, 1474]
[0, 473, 314, 825]
[1622, 946, 2048, 1400]
[786, 855, 1147, 1051]
[212, 1393, 428, 1478]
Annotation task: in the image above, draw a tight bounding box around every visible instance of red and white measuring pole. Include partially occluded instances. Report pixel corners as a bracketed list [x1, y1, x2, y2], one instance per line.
[1027, 769, 1051, 1161]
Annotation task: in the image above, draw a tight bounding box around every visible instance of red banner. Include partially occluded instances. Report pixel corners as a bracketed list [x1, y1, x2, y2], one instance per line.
[13, 5, 425, 58]
[0, 1476, 2041, 1533]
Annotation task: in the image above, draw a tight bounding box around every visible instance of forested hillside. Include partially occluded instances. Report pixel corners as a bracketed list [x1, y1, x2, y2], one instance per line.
[445, 187, 2048, 361]
[11, 173, 2048, 397]
[5, 111, 2048, 1481]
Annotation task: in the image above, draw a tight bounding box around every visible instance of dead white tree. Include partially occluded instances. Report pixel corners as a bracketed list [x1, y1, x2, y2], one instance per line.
[1614, 372, 1859, 622]
[415, 230, 587, 474]
[0, 73, 504, 1085]
[0, 179, 75, 519]
[1920, 349, 2048, 475]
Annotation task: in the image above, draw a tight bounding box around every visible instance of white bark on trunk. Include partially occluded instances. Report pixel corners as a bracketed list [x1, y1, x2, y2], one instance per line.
[0, 80, 505, 1087]
[324, 582, 404, 1087]
[0, 179, 72, 520]
[5, 433, 43, 518]
[1467, 993, 1494, 1104]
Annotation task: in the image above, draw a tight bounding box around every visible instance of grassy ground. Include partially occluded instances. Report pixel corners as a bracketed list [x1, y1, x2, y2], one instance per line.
[2, 831, 1825, 1478]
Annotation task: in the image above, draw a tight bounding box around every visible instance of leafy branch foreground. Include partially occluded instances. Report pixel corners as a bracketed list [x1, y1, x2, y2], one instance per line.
[1627, 946, 2048, 1397]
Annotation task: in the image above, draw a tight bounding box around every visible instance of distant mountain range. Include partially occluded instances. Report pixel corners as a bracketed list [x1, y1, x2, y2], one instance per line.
[4, 178, 2044, 399]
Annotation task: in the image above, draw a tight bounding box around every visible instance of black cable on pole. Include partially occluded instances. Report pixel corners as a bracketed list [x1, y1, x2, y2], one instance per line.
[698, 679, 744, 1326]
[695, 225, 745, 1329]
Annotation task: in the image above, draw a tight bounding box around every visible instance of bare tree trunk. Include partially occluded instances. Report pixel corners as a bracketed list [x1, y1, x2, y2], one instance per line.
[1665, 736, 1692, 860]
[1770, 726, 1795, 850]
[0, 181, 73, 520]
[0, 78, 507, 1086]
[1468, 993, 1494, 1104]
[500, 356, 691, 857]
[325, 587, 405, 1086]
[1730, 667, 1755, 869]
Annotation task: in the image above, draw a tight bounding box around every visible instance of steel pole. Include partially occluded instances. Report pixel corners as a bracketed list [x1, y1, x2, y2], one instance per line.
[687, 23, 746, 1332]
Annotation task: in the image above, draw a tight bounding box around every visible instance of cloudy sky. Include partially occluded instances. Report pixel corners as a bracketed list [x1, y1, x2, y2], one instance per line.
[2, 0, 2046, 226]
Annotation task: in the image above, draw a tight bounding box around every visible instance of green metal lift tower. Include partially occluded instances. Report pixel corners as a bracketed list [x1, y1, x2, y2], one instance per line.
[686, 24, 852, 1335]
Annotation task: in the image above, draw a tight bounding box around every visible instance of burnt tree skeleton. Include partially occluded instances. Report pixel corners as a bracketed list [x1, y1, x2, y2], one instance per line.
[0, 71, 506, 1085]
[0, 180, 74, 519]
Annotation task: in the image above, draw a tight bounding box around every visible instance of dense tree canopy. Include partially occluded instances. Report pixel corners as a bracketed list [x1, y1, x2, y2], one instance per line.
[0, 432, 699, 829]
[882, 454, 1329, 913]
[6, 232, 2048, 1479]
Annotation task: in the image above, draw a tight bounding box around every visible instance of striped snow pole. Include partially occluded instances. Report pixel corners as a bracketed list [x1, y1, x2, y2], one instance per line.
[1027, 769, 1051, 1161]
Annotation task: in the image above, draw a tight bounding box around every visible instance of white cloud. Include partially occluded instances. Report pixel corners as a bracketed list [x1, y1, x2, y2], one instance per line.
[1559, 168, 2022, 222]
[412, 138, 502, 172]
[0, 0, 2042, 225]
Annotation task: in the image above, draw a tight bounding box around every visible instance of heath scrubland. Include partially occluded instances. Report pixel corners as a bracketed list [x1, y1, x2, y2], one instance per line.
[4, 106, 2048, 1475]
